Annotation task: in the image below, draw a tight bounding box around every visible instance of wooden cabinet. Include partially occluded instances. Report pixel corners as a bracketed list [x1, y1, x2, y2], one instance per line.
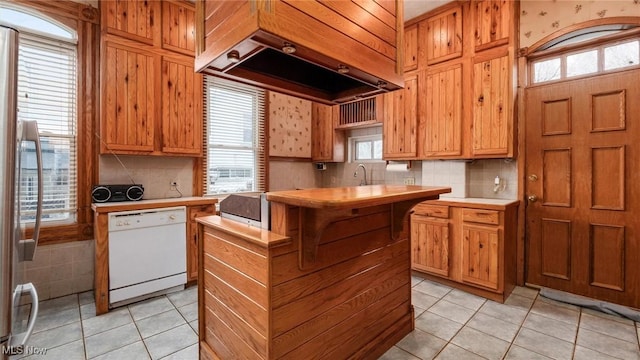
[404, 23, 418, 71]
[102, 0, 160, 45]
[268, 92, 312, 158]
[161, 1, 196, 55]
[421, 6, 463, 65]
[101, 41, 158, 153]
[311, 103, 344, 162]
[411, 200, 518, 302]
[187, 203, 216, 282]
[161, 55, 203, 155]
[472, 53, 512, 157]
[473, 0, 512, 51]
[411, 205, 450, 277]
[100, 0, 202, 156]
[419, 65, 463, 158]
[400, 0, 516, 160]
[383, 72, 418, 159]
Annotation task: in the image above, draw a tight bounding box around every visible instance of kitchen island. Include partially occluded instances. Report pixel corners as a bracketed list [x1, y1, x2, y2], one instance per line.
[197, 185, 450, 359]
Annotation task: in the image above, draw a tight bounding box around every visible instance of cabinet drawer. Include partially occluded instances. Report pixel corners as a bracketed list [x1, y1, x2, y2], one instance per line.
[413, 204, 449, 218]
[462, 209, 499, 225]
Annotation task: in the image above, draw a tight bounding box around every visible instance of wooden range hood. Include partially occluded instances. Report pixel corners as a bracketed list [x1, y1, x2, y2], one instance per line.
[195, 0, 404, 104]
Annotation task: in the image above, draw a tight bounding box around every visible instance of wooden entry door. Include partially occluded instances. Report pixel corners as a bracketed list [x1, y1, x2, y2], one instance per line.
[525, 69, 640, 308]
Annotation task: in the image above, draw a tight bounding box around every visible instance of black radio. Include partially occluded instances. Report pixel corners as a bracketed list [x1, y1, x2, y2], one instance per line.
[91, 184, 144, 203]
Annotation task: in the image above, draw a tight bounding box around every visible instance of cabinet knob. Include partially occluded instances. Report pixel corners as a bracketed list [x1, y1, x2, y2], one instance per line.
[527, 195, 538, 203]
[528, 174, 538, 182]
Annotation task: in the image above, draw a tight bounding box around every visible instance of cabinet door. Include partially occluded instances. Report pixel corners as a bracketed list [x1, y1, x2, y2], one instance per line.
[269, 92, 312, 158]
[472, 54, 511, 157]
[187, 204, 216, 282]
[404, 23, 418, 71]
[411, 215, 450, 277]
[461, 223, 500, 290]
[311, 103, 344, 162]
[101, 41, 158, 153]
[420, 65, 462, 157]
[102, 0, 159, 45]
[423, 6, 463, 65]
[383, 72, 418, 159]
[161, 56, 203, 155]
[473, 0, 511, 51]
[162, 1, 196, 55]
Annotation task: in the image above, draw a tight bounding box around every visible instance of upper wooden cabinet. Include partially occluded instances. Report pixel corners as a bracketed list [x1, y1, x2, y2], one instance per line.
[311, 103, 344, 162]
[404, 23, 418, 72]
[397, 0, 516, 160]
[473, 0, 512, 51]
[472, 53, 512, 157]
[100, 0, 202, 156]
[101, 42, 157, 153]
[421, 6, 463, 65]
[383, 72, 418, 159]
[194, 0, 404, 104]
[102, 0, 160, 45]
[162, 1, 196, 55]
[419, 64, 463, 158]
[161, 55, 203, 155]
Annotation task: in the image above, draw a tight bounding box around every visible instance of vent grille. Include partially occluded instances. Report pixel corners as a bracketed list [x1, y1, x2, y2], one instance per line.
[338, 96, 380, 128]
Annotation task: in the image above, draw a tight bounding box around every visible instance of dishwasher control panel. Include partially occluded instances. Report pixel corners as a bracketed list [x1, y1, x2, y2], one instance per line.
[108, 206, 186, 232]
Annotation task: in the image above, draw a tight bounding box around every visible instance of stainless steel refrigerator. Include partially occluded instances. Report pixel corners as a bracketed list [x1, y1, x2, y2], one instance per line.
[1, 24, 43, 357]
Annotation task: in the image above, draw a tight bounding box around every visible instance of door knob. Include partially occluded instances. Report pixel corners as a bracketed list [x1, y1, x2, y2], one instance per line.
[528, 195, 538, 202]
[528, 174, 538, 181]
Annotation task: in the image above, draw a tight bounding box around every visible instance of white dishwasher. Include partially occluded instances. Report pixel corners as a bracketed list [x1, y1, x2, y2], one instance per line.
[108, 206, 187, 305]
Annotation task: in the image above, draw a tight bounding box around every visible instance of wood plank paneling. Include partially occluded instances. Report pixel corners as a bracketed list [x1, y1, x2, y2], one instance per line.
[424, 6, 462, 65]
[204, 305, 265, 360]
[162, 1, 196, 55]
[203, 230, 268, 284]
[102, 0, 158, 44]
[420, 65, 462, 157]
[473, 0, 510, 51]
[404, 23, 418, 71]
[161, 55, 202, 155]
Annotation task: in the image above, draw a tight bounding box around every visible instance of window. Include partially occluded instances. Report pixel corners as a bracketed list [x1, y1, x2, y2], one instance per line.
[2, 6, 78, 223]
[531, 36, 640, 84]
[349, 134, 383, 162]
[203, 77, 265, 195]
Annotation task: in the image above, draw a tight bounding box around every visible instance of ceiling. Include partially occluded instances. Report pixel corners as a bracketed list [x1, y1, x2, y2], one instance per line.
[404, 0, 452, 22]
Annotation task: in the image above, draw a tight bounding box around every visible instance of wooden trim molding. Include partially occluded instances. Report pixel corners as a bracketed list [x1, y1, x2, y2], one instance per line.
[6, 0, 100, 245]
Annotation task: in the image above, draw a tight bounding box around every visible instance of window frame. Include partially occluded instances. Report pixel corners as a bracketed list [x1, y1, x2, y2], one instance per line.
[5, 0, 100, 244]
[529, 30, 640, 86]
[201, 76, 267, 196]
[348, 134, 384, 163]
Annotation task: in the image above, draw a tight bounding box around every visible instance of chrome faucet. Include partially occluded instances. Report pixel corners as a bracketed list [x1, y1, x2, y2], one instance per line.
[354, 164, 368, 186]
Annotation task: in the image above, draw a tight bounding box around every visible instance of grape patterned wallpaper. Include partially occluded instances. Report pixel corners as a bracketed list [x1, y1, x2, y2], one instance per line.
[520, 0, 640, 48]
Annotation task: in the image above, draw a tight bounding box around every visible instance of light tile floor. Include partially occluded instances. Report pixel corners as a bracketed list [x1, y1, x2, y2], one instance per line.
[15, 276, 640, 360]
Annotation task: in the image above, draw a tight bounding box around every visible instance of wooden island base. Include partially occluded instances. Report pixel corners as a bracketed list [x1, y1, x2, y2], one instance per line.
[197, 185, 450, 359]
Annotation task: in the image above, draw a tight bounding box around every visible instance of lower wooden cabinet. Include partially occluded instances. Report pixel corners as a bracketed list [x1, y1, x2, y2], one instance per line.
[186, 203, 216, 282]
[411, 200, 518, 302]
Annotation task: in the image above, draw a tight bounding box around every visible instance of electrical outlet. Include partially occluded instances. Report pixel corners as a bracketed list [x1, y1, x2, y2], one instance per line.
[403, 177, 415, 185]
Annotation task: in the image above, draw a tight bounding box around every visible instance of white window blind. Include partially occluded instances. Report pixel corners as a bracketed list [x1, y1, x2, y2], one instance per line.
[17, 33, 77, 223]
[203, 77, 265, 195]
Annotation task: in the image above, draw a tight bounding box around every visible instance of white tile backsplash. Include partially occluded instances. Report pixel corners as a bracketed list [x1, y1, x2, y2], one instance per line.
[467, 159, 517, 200]
[422, 160, 468, 198]
[269, 161, 322, 190]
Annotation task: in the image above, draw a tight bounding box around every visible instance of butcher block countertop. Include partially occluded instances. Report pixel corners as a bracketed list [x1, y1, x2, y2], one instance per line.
[91, 196, 218, 213]
[428, 197, 520, 210]
[265, 185, 452, 209]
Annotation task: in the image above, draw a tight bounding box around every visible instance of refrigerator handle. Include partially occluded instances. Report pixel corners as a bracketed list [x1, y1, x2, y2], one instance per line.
[21, 120, 42, 261]
[9, 283, 39, 349]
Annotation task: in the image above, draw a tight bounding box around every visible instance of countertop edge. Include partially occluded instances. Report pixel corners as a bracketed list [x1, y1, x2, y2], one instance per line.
[91, 196, 218, 213]
[426, 198, 520, 210]
[197, 215, 291, 248]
